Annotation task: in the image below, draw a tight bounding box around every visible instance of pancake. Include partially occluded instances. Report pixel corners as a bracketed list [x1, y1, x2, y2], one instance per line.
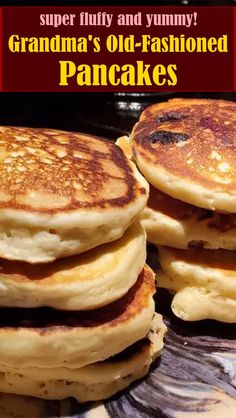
[157, 247, 236, 322]
[0, 126, 148, 263]
[172, 287, 236, 322]
[0, 221, 146, 310]
[141, 186, 236, 250]
[0, 314, 166, 402]
[0, 265, 155, 369]
[132, 98, 236, 212]
[116, 135, 133, 160]
[116, 136, 236, 250]
[158, 269, 236, 323]
[158, 246, 236, 298]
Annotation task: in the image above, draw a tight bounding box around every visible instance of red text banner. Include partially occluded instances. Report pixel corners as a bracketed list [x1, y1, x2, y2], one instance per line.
[1, 6, 235, 91]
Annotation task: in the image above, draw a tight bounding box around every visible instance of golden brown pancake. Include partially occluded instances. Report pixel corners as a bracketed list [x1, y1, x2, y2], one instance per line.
[158, 245, 236, 297]
[0, 314, 166, 402]
[132, 98, 236, 212]
[0, 221, 146, 310]
[157, 246, 236, 322]
[140, 185, 236, 250]
[157, 268, 236, 323]
[0, 127, 142, 213]
[0, 265, 155, 369]
[0, 127, 148, 263]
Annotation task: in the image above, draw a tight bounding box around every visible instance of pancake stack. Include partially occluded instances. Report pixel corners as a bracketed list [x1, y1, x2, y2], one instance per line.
[0, 126, 166, 402]
[124, 98, 236, 323]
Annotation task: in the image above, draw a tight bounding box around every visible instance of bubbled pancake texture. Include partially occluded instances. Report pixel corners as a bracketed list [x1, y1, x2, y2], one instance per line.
[116, 134, 236, 251]
[0, 127, 148, 263]
[132, 98, 236, 212]
[0, 126, 143, 212]
[129, 99, 236, 323]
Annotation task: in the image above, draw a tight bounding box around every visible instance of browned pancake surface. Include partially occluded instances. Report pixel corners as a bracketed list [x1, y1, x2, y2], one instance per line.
[0, 127, 145, 213]
[148, 185, 236, 233]
[162, 246, 236, 273]
[0, 266, 155, 333]
[133, 98, 236, 193]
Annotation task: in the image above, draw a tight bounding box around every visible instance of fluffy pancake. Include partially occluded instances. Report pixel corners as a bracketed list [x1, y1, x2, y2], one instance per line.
[171, 287, 236, 322]
[0, 221, 146, 310]
[116, 136, 236, 249]
[158, 246, 236, 297]
[0, 265, 155, 369]
[0, 314, 166, 402]
[116, 135, 133, 160]
[0, 126, 148, 263]
[157, 246, 236, 322]
[132, 98, 236, 212]
[158, 269, 236, 323]
[141, 186, 236, 250]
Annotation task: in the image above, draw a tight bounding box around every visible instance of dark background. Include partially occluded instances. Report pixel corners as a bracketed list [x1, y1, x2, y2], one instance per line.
[0, 92, 235, 140]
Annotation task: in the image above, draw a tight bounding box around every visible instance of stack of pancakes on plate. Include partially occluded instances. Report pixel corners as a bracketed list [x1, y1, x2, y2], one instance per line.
[123, 98, 236, 323]
[0, 126, 166, 402]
